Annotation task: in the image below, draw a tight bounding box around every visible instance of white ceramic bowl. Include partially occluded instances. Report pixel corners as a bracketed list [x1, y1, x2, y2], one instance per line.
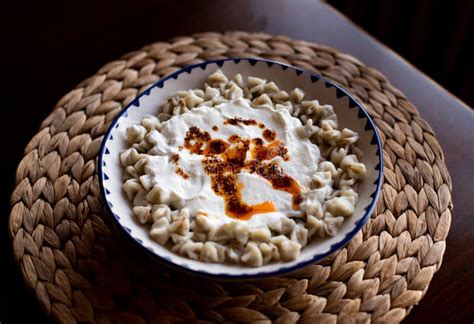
[98, 58, 383, 279]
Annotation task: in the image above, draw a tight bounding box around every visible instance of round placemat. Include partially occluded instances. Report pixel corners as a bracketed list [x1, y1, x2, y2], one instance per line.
[9, 31, 452, 323]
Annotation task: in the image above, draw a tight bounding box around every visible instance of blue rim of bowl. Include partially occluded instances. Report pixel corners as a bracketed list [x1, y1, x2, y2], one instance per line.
[98, 57, 384, 280]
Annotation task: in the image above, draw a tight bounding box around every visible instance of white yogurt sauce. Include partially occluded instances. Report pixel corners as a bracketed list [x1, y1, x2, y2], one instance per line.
[143, 100, 323, 227]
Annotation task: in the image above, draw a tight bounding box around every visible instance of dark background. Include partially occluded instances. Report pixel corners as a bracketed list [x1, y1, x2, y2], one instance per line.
[1, 0, 472, 323]
[330, 0, 473, 107]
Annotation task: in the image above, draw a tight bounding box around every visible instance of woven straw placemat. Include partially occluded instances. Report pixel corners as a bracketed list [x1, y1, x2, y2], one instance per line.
[9, 31, 452, 323]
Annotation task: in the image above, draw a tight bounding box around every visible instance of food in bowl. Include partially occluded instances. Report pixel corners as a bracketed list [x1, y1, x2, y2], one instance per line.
[119, 70, 366, 267]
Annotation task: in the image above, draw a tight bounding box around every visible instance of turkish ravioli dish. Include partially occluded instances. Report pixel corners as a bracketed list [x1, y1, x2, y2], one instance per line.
[120, 70, 366, 267]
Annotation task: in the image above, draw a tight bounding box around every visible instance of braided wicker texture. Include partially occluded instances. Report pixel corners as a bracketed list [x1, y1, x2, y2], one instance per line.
[9, 31, 452, 323]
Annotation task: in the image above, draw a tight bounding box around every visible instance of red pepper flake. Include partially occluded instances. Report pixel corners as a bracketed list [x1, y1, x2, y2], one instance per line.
[251, 138, 289, 161]
[170, 154, 189, 179]
[184, 126, 211, 155]
[175, 166, 189, 179]
[204, 139, 229, 155]
[262, 128, 277, 142]
[224, 117, 259, 126]
[171, 154, 180, 163]
[228, 134, 242, 143]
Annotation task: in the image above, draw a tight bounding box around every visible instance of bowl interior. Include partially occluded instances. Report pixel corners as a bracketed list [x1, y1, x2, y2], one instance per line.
[99, 59, 382, 278]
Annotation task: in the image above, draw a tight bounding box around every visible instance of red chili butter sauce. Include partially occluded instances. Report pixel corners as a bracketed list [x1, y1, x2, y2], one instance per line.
[224, 117, 258, 126]
[183, 123, 302, 220]
[262, 128, 276, 142]
[171, 154, 189, 179]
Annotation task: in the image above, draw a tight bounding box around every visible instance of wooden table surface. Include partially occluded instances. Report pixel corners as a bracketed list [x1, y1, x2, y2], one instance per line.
[1, 0, 472, 322]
